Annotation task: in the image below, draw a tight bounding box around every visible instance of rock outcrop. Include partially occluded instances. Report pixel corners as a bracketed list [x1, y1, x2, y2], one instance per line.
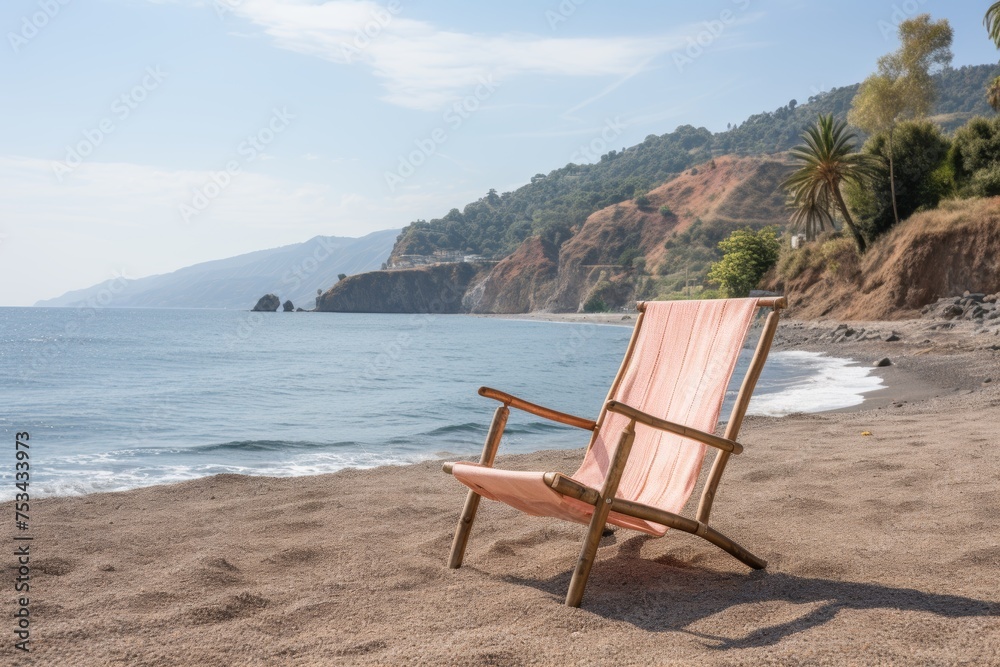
[252, 294, 280, 312]
[922, 292, 1000, 326]
[316, 263, 488, 313]
[282, 300, 294, 312]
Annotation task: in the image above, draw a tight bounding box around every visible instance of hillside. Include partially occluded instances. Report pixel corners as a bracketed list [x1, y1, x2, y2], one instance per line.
[763, 197, 1000, 320]
[389, 64, 1000, 266]
[322, 156, 791, 314]
[37, 230, 399, 310]
[335, 65, 1000, 316]
[548, 155, 792, 310]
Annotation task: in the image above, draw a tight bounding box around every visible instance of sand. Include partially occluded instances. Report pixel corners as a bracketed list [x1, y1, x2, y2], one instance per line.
[10, 317, 1000, 666]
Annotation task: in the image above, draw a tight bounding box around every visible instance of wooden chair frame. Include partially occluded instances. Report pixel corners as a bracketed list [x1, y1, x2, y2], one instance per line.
[443, 296, 786, 607]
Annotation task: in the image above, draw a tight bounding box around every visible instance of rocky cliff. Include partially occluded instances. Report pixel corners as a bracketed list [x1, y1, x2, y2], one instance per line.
[316, 263, 488, 313]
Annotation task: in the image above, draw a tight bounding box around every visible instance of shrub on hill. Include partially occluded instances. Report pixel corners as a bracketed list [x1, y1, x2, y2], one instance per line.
[949, 115, 1000, 198]
[707, 227, 781, 298]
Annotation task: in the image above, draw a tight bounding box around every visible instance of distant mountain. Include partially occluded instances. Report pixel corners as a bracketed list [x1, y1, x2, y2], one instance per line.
[35, 230, 400, 310]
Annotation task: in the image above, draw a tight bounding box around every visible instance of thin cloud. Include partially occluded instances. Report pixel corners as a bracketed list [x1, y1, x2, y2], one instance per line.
[200, 0, 686, 110]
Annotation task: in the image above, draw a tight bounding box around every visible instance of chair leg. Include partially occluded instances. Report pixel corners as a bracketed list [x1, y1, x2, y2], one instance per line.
[565, 498, 613, 606]
[565, 422, 636, 607]
[697, 522, 768, 570]
[448, 490, 482, 569]
[447, 405, 509, 569]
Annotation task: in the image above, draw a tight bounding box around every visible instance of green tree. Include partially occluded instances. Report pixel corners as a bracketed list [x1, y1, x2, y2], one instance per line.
[846, 120, 951, 241]
[337, 273, 347, 281]
[949, 115, 1000, 197]
[783, 114, 876, 253]
[707, 227, 781, 298]
[849, 15, 953, 228]
[618, 247, 641, 269]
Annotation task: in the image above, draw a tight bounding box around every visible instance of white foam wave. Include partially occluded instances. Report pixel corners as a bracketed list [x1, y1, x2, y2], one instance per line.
[747, 350, 885, 417]
[0, 450, 439, 500]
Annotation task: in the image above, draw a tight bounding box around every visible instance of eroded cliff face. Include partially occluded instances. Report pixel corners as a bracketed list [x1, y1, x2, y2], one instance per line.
[464, 237, 559, 313]
[316, 263, 487, 313]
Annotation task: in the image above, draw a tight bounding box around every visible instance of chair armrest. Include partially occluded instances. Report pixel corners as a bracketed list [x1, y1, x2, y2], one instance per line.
[479, 387, 596, 431]
[604, 400, 743, 454]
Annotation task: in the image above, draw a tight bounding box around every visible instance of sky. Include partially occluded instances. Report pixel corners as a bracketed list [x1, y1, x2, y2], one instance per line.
[1, 0, 998, 306]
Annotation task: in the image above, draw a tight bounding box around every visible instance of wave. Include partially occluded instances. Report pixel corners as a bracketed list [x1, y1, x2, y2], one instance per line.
[188, 439, 357, 453]
[748, 351, 885, 416]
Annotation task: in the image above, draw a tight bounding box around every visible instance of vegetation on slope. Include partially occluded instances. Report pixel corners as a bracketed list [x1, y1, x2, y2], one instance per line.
[391, 64, 1000, 264]
[351, 10, 1000, 316]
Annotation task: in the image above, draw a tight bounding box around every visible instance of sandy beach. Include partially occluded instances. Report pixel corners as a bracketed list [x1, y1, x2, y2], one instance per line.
[12, 317, 1000, 666]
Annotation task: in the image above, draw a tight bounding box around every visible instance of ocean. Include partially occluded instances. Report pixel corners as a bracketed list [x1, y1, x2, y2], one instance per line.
[0, 308, 883, 500]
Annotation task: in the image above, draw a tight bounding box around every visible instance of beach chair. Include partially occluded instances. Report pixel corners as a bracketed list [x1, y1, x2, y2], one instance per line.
[442, 296, 786, 607]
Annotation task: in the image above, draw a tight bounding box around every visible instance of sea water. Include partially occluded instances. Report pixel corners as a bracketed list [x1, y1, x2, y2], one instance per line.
[0, 308, 883, 499]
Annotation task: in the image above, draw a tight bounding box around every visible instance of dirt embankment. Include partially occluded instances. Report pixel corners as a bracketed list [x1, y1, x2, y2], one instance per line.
[765, 197, 1000, 320]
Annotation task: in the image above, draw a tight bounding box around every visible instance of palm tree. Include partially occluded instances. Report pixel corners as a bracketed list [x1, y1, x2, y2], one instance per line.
[986, 2, 1000, 47]
[787, 187, 836, 242]
[782, 114, 876, 253]
[989, 76, 1000, 112]
[984, 5, 1000, 111]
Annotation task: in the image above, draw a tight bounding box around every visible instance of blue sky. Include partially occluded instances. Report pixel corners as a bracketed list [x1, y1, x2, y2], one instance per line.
[1, 0, 997, 305]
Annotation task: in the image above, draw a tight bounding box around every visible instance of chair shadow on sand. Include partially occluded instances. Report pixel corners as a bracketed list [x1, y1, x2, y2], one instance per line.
[502, 534, 999, 650]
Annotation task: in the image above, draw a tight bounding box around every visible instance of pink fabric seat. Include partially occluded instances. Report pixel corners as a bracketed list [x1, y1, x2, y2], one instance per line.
[452, 298, 759, 536]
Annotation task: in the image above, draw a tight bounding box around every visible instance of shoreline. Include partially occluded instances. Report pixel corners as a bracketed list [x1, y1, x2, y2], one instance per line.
[20, 314, 984, 502]
[14, 316, 1000, 664]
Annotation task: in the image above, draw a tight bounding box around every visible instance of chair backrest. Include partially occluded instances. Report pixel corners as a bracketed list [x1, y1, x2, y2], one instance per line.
[573, 298, 760, 514]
